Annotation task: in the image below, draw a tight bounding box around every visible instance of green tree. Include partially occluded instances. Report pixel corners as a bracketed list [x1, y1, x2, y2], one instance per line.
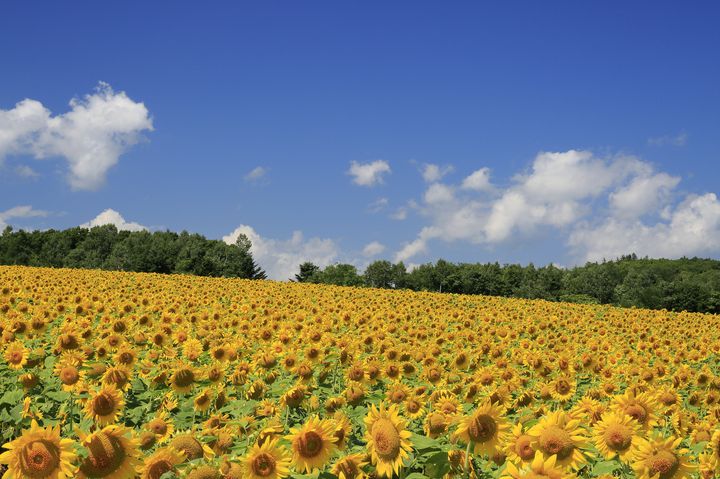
[294, 262, 320, 282]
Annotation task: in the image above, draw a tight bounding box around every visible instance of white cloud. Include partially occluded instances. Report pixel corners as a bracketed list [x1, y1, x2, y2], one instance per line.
[348, 159, 391, 186]
[15, 165, 38, 178]
[367, 197, 389, 213]
[223, 225, 338, 280]
[390, 207, 408, 220]
[570, 193, 720, 262]
[0, 205, 48, 230]
[421, 163, 453, 183]
[648, 132, 687, 147]
[392, 149, 715, 264]
[424, 183, 455, 205]
[461, 167, 492, 191]
[609, 172, 680, 219]
[362, 241, 386, 257]
[244, 166, 267, 181]
[81, 208, 147, 232]
[0, 82, 153, 190]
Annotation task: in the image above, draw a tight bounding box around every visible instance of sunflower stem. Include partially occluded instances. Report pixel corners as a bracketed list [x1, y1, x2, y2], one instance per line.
[463, 440, 472, 479]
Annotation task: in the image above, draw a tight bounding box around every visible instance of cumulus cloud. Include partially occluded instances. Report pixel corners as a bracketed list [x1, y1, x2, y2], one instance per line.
[223, 225, 338, 280]
[362, 241, 386, 257]
[0, 82, 153, 190]
[393, 149, 720, 264]
[244, 166, 267, 182]
[648, 132, 687, 147]
[348, 160, 391, 186]
[421, 163, 453, 183]
[0, 205, 48, 230]
[570, 193, 720, 261]
[461, 167, 492, 191]
[390, 207, 408, 221]
[81, 209, 147, 231]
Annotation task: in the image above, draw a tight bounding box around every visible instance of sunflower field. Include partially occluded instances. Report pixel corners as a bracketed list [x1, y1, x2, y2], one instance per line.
[1, 266, 719, 479]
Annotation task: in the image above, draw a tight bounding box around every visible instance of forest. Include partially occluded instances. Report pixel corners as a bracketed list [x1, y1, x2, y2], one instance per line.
[1, 225, 719, 313]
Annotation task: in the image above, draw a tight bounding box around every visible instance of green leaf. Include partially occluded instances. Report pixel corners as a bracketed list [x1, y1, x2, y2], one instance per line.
[410, 433, 441, 451]
[404, 473, 431, 479]
[591, 460, 620, 475]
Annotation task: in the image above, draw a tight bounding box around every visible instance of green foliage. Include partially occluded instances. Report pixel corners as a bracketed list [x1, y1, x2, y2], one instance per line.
[0, 226, 266, 280]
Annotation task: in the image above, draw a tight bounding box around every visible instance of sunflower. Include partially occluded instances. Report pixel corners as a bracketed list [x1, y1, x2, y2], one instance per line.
[424, 412, 449, 438]
[144, 410, 174, 443]
[501, 450, 572, 479]
[453, 400, 509, 457]
[505, 423, 536, 466]
[549, 375, 576, 402]
[138, 447, 185, 479]
[527, 410, 588, 471]
[169, 364, 197, 393]
[240, 438, 291, 479]
[592, 411, 641, 462]
[332, 411, 353, 450]
[53, 361, 82, 391]
[185, 464, 221, 479]
[3, 341, 28, 369]
[403, 396, 427, 420]
[77, 425, 140, 479]
[286, 415, 338, 473]
[0, 419, 77, 479]
[331, 453, 368, 479]
[364, 403, 413, 478]
[85, 385, 125, 426]
[708, 429, 720, 469]
[631, 435, 695, 479]
[169, 432, 215, 462]
[612, 390, 660, 431]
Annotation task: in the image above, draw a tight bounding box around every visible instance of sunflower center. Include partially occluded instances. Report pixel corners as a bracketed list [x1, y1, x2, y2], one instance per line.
[427, 413, 447, 435]
[390, 390, 406, 403]
[372, 419, 401, 460]
[555, 380, 571, 394]
[147, 459, 173, 479]
[624, 403, 647, 424]
[515, 434, 535, 460]
[538, 426, 574, 460]
[79, 432, 127, 478]
[60, 366, 79, 385]
[148, 419, 168, 435]
[648, 450, 679, 479]
[251, 452, 276, 477]
[296, 431, 324, 458]
[603, 424, 632, 452]
[93, 393, 117, 417]
[174, 369, 195, 388]
[9, 351, 24, 364]
[20, 439, 60, 478]
[406, 400, 420, 413]
[467, 413, 497, 443]
[171, 435, 204, 460]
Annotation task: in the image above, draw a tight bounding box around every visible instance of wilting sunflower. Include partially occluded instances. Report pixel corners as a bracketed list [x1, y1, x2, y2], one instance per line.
[286, 415, 338, 473]
[453, 400, 510, 457]
[85, 385, 125, 426]
[364, 403, 413, 478]
[3, 341, 28, 369]
[331, 453, 368, 479]
[527, 410, 588, 471]
[77, 425, 140, 479]
[139, 447, 185, 479]
[240, 438, 291, 479]
[0, 419, 77, 479]
[592, 411, 641, 462]
[631, 435, 695, 479]
[501, 451, 572, 479]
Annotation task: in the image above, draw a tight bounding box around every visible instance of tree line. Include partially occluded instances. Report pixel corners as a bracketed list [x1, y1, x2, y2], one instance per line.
[0, 225, 266, 279]
[2, 225, 719, 313]
[295, 254, 720, 314]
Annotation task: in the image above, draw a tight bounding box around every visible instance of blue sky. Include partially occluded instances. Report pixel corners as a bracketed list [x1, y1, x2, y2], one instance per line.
[1, 1, 719, 279]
